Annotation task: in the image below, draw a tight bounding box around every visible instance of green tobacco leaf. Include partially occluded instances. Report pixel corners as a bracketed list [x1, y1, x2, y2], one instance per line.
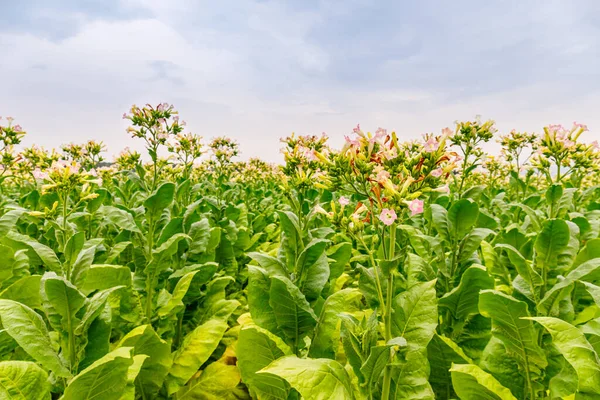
[574, 239, 600, 268]
[439, 265, 494, 320]
[166, 319, 228, 394]
[296, 239, 330, 301]
[0, 360, 51, 400]
[144, 182, 175, 221]
[448, 199, 479, 238]
[247, 252, 288, 277]
[247, 266, 280, 335]
[64, 231, 85, 268]
[147, 233, 190, 277]
[327, 242, 352, 280]
[528, 317, 600, 396]
[5, 232, 61, 273]
[176, 362, 242, 400]
[76, 264, 132, 295]
[98, 206, 140, 233]
[0, 275, 42, 309]
[392, 280, 437, 399]
[309, 288, 362, 359]
[450, 363, 517, 400]
[238, 325, 292, 399]
[41, 272, 86, 333]
[0, 209, 25, 237]
[535, 219, 570, 270]
[118, 325, 172, 398]
[63, 347, 135, 400]
[430, 204, 450, 242]
[0, 299, 70, 377]
[269, 275, 318, 346]
[277, 211, 303, 271]
[479, 338, 526, 400]
[428, 334, 472, 400]
[458, 228, 495, 265]
[157, 270, 197, 318]
[259, 356, 354, 400]
[478, 290, 547, 386]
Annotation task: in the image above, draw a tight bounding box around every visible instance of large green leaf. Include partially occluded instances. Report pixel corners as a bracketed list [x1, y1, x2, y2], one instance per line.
[0, 275, 42, 309]
[428, 334, 472, 399]
[62, 347, 136, 400]
[478, 290, 547, 387]
[98, 206, 141, 233]
[259, 356, 354, 400]
[76, 264, 132, 295]
[0, 209, 25, 237]
[296, 239, 330, 300]
[247, 266, 280, 335]
[277, 211, 303, 271]
[176, 362, 242, 400]
[534, 219, 570, 270]
[309, 288, 362, 359]
[166, 319, 229, 394]
[429, 204, 450, 242]
[0, 360, 51, 400]
[391, 280, 437, 399]
[237, 325, 292, 399]
[118, 324, 172, 398]
[448, 199, 479, 239]
[439, 265, 494, 320]
[5, 232, 61, 273]
[450, 363, 517, 400]
[0, 299, 70, 377]
[40, 272, 86, 333]
[269, 275, 317, 347]
[528, 317, 600, 397]
[157, 270, 197, 318]
[144, 182, 175, 221]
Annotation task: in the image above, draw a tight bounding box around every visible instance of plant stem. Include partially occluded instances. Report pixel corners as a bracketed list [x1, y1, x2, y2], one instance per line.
[381, 225, 396, 400]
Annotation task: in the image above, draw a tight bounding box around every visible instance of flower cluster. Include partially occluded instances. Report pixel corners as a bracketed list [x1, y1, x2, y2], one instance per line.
[61, 140, 106, 170]
[124, 103, 185, 166]
[0, 116, 26, 152]
[498, 130, 537, 173]
[318, 125, 454, 230]
[114, 147, 142, 171]
[531, 122, 600, 185]
[167, 132, 203, 178]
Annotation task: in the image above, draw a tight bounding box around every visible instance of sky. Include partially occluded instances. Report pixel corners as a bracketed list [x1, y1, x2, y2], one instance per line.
[1, 0, 600, 162]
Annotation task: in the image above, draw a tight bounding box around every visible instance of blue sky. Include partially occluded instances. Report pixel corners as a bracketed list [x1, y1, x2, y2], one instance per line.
[1, 0, 599, 162]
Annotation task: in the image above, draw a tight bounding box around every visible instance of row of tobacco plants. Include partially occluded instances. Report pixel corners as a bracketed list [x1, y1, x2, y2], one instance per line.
[0, 106, 600, 399]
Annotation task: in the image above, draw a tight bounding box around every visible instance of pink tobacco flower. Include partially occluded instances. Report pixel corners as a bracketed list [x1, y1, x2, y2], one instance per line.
[406, 199, 424, 216]
[339, 196, 350, 206]
[423, 137, 439, 152]
[379, 208, 397, 226]
[431, 168, 443, 177]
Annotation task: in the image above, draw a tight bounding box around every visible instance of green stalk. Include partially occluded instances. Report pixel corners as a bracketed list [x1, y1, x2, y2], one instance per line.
[381, 225, 396, 400]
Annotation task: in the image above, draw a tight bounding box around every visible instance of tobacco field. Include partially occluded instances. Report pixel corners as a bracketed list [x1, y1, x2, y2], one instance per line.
[0, 104, 600, 400]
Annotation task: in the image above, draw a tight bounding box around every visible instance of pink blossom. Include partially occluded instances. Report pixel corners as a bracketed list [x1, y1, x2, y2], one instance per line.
[181, 120, 187, 127]
[344, 135, 360, 147]
[592, 141, 599, 150]
[352, 124, 361, 134]
[32, 168, 48, 180]
[339, 196, 350, 206]
[441, 127, 453, 137]
[431, 168, 443, 177]
[406, 199, 424, 216]
[13, 125, 22, 132]
[423, 137, 439, 152]
[574, 121, 588, 131]
[374, 166, 390, 183]
[122, 113, 128, 119]
[379, 208, 397, 226]
[6, 117, 14, 123]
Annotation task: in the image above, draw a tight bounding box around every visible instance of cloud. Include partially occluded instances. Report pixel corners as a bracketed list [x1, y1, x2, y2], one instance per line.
[1, 0, 600, 163]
